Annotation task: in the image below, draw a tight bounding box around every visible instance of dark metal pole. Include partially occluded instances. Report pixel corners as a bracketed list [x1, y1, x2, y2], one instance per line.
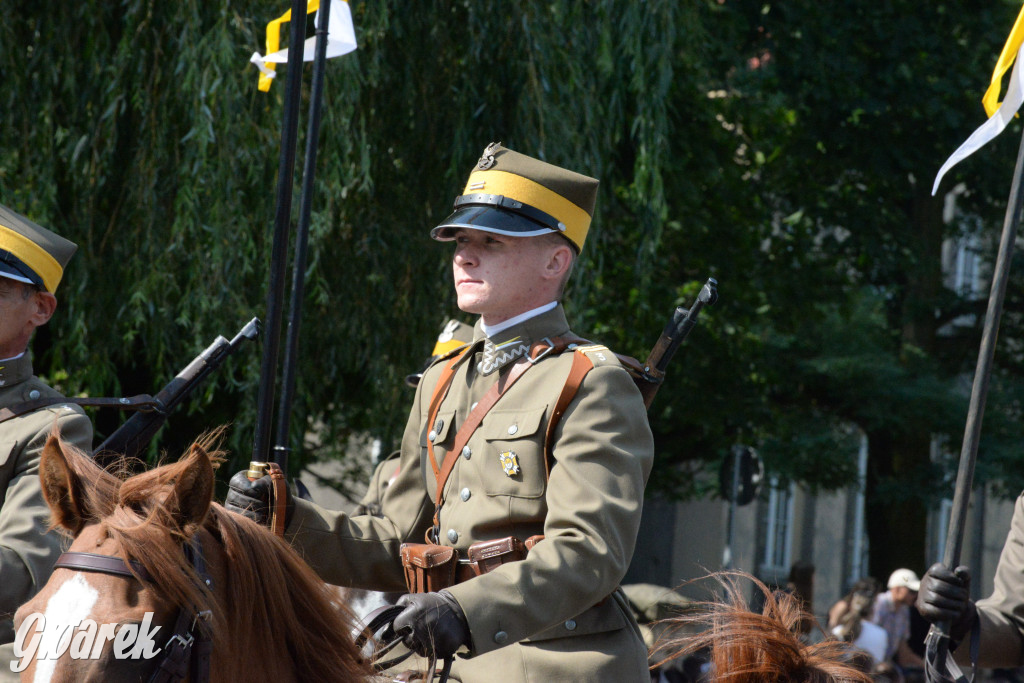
[251, 0, 309, 467]
[274, 0, 333, 473]
[723, 444, 742, 570]
[925, 124, 1024, 681]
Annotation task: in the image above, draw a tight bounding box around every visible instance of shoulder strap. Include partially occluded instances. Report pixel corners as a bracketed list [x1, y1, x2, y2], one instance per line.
[542, 348, 596, 481]
[542, 344, 647, 479]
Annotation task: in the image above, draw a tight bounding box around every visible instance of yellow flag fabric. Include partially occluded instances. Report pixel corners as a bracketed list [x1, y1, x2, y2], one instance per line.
[932, 4, 1024, 195]
[258, 1, 320, 92]
[984, 4, 1024, 117]
[250, 0, 357, 92]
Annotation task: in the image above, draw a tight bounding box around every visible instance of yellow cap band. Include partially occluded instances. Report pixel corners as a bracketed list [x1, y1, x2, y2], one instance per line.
[432, 338, 467, 357]
[0, 223, 63, 292]
[463, 169, 591, 249]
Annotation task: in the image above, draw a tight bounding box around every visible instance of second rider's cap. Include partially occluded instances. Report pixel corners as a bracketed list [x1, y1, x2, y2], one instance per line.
[0, 204, 77, 293]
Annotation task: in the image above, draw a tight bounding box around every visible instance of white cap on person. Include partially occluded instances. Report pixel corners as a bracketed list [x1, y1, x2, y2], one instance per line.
[887, 568, 921, 591]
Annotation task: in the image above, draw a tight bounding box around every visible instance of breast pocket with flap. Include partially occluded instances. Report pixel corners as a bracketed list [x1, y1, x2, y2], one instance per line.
[480, 406, 548, 498]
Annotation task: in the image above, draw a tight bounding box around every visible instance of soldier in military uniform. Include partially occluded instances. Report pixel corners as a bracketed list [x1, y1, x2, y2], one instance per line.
[227, 143, 654, 681]
[0, 204, 93, 679]
[918, 494, 1024, 669]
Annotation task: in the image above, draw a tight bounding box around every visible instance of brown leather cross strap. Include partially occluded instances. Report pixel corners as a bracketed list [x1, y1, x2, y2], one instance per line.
[0, 394, 162, 424]
[424, 345, 476, 481]
[425, 336, 586, 535]
[430, 358, 531, 529]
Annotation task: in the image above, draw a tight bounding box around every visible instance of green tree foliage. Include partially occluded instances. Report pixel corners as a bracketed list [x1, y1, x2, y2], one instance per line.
[0, 0, 710, 475]
[713, 0, 1024, 575]
[3, 0, 1024, 575]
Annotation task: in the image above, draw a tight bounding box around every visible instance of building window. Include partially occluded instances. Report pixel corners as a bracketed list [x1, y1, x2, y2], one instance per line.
[954, 233, 982, 300]
[758, 476, 795, 580]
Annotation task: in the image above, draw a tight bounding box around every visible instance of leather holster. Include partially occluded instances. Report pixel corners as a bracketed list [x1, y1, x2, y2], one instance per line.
[400, 543, 458, 594]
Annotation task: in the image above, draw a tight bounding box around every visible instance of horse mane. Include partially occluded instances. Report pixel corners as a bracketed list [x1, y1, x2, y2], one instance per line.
[651, 571, 873, 683]
[59, 431, 370, 682]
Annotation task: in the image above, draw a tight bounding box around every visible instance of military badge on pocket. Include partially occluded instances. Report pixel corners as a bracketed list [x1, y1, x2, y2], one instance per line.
[498, 450, 520, 477]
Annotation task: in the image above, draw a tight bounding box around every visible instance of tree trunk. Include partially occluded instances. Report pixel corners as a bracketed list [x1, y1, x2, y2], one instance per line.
[865, 193, 946, 579]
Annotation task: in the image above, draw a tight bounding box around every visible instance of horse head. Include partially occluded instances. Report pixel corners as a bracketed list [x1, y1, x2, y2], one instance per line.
[14, 430, 369, 683]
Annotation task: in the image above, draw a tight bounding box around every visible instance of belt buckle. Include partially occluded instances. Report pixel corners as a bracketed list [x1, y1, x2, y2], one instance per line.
[528, 337, 555, 364]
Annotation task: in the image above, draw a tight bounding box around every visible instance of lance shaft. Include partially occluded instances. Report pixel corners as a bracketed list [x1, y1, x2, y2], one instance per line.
[927, 124, 1024, 677]
[252, 0, 309, 469]
[274, 0, 333, 473]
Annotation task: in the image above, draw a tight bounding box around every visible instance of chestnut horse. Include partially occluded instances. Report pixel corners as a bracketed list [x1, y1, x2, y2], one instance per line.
[13, 432, 372, 682]
[651, 572, 875, 683]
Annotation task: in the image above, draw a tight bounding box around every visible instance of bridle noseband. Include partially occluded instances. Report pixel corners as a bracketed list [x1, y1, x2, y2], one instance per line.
[52, 540, 213, 683]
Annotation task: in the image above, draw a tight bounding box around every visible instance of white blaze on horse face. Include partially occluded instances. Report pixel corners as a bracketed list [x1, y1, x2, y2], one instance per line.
[33, 573, 99, 683]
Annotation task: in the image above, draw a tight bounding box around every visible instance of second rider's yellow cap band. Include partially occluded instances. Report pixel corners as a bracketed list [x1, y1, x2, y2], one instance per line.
[0, 204, 77, 293]
[431, 142, 599, 252]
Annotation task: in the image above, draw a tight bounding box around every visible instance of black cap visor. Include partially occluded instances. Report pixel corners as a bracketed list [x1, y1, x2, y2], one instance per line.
[431, 205, 558, 241]
[0, 250, 43, 288]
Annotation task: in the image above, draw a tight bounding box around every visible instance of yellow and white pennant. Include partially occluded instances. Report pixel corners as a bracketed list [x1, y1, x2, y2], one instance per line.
[933, 4, 1024, 195]
[250, 0, 357, 93]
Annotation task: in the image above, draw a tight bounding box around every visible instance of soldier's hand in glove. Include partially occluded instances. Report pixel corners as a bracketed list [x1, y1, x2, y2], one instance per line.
[917, 563, 977, 644]
[225, 470, 293, 528]
[393, 590, 470, 659]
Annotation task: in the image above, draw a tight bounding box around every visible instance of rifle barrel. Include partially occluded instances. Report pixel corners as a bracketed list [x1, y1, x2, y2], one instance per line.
[94, 318, 260, 462]
[645, 278, 718, 377]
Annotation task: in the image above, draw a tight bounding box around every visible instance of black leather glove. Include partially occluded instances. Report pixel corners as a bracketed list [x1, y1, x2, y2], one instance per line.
[917, 562, 977, 643]
[225, 470, 293, 528]
[393, 590, 470, 659]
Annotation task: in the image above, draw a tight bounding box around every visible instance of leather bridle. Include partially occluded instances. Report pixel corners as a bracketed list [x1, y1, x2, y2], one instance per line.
[354, 604, 453, 683]
[52, 540, 213, 683]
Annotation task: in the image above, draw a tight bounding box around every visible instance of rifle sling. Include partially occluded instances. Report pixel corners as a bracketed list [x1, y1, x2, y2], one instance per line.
[0, 394, 163, 425]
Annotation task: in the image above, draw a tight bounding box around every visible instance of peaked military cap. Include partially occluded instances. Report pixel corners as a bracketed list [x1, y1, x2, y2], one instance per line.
[431, 142, 599, 252]
[0, 204, 77, 293]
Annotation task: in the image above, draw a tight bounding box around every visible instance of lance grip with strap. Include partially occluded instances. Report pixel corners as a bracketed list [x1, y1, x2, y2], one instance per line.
[246, 460, 288, 537]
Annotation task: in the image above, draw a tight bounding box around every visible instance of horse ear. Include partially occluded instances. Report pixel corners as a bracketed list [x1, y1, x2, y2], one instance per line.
[167, 443, 215, 535]
[39, 433, 89, 535]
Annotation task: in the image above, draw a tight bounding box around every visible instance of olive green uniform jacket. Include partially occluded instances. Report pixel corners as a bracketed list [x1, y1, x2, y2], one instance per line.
[286, 305, 654, 681]
[0, 354, 93, 680]
[951, 493, 1024, 666]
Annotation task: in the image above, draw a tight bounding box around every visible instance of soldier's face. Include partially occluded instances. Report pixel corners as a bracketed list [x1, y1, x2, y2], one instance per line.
[451, 229, 558, 325]
[0, 279, 54, 359]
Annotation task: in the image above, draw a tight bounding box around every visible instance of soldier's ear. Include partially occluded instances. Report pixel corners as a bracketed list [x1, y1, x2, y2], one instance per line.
[542, 242, 574, 281]
[29, 290, 56, 328]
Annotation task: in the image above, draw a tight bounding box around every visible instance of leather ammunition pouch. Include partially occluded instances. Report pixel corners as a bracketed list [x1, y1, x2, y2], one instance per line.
[402, 535, 545, 593]
[400, 543, 458, 594]
[457, 536, 524, 582]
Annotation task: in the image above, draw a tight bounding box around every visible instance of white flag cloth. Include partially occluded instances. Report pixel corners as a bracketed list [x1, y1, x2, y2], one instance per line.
[932, 42, 1024, 196]
[250, 0, 357, 86]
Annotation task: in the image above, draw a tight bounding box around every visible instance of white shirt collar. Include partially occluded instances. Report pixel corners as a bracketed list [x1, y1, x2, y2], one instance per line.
[481, 301, 558, 338]
[0, 351, 25, 363]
